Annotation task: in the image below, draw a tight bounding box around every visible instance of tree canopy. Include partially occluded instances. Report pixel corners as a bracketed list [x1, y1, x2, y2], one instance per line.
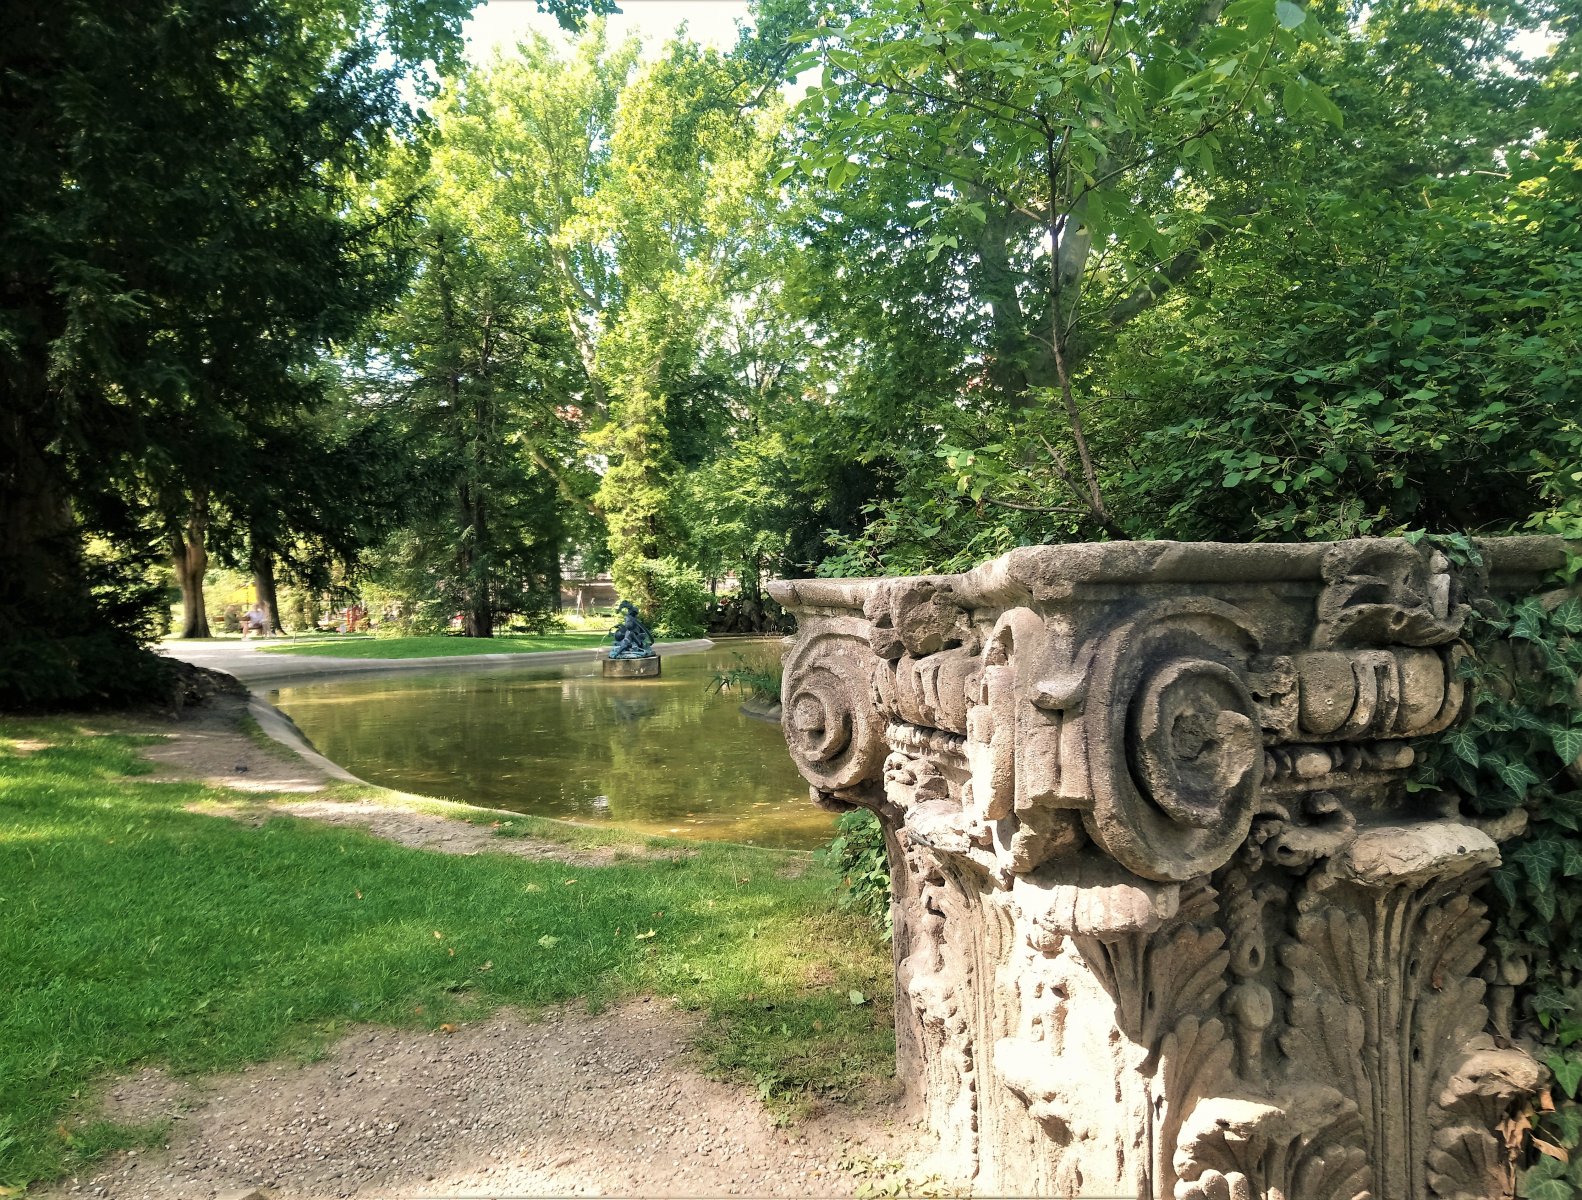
[2, 0, 1576, 702]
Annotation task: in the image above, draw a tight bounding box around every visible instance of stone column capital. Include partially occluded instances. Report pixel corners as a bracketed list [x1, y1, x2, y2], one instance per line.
[770, 536, 1572, 1198]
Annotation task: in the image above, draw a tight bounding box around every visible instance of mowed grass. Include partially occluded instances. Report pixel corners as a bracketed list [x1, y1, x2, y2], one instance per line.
[259, 631, 611, 658]
[0, 720, 894, 1190]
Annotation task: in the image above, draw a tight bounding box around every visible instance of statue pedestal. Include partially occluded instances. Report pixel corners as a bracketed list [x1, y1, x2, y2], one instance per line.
[603, 655, 660, 678]
[770, 538, 1566, 1199]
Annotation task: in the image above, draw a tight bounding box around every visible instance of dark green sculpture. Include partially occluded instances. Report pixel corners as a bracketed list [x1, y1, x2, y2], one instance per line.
[608, 600, 655, 659]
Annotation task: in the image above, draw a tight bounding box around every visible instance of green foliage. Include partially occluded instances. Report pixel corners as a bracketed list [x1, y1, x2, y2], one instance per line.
[1409, 538, 1582, 1189]
[708, 657, 783, 705]
[780, 0, 1332, 539]
[0, 0, 475, 698]
[647, 557, 713, 639]
[787, 0, 1571, 566]
[1108, 146, 1582, 541]
[818, 809, 893, 938]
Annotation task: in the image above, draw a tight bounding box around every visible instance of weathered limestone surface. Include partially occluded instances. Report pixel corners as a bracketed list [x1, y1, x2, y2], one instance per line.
[769, 537, 1572, 1200]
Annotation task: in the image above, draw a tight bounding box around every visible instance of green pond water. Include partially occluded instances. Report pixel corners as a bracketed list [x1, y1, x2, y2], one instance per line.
[267, 642, 834, 849]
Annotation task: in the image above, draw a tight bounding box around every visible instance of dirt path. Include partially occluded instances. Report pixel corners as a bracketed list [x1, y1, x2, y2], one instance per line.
[35, 686, 941, 1200]
[45, 1001, 919, 1200]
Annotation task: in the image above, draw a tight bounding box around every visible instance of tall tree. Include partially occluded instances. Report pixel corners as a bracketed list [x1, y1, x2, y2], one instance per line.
[0, 0, 615, 705]
[0, 0, 460, 700]
[782, 0, 1329, 539]
[431, 31, 786, 617]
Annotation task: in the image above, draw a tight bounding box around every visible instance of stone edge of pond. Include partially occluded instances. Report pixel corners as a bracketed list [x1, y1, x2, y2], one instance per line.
[235, 637, 718, 686]
[246, 694, 367, 785]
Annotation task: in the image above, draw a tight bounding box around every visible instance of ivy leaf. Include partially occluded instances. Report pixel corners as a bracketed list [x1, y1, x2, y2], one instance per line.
[1494, 756, 1542, 799]
[1554, 726, 1582, 764]
[1553, 1056, 1582, 1101]
[1492, 864, 1519, 907]
[1522, 1175, 1575, 1200]
[1520, 837, 1566, 889]
[1448, 727, 1481, 766]
[1526, 1152, 1569, 1185]
[1538, 886, 1561, 923]
[1513, 599, 1548, 642]
[1553, 794, 1582, 833]
[1552, 597, 1582, 635]
[1547, 1103, 1582, 1146]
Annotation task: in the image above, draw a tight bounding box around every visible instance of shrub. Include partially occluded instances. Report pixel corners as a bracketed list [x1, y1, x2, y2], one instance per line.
[649, 557, 711, 639]
[818, 808, 892, 938]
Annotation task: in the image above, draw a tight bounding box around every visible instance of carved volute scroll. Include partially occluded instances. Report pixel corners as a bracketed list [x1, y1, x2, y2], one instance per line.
[779, 619, 887, 807]
[769, 537, 1576, 1199]
[1082, 600, 1264, 881]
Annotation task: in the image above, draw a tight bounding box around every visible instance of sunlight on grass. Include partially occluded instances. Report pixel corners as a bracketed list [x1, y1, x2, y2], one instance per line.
[0, 718, 892, 1190]
[259, 633, 611, 659]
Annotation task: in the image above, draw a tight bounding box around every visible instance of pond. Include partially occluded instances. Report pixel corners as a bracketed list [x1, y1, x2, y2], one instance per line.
[267, 642, 835, 850]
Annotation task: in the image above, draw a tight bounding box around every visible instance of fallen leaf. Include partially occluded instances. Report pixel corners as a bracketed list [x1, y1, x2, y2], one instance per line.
[849, 989, 868, 1006]
[447, 947, 455, 957]
[478, 960, 493, 972]
[1534, 1136, 1570, 1163]
[635, 928, 657, 940]
[563, 879, 578, 886]
[433, 930, 443, 940]
[523, 883, 542, 893]
[537, 934, 561, 949]
[1541, 1088, 1557, 1112]
[354, 890, 363, 900]
[440, 1023, 457, 1033]
[653, 911, 664, 918]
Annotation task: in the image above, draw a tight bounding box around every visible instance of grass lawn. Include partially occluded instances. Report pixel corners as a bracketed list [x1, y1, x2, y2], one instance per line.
[259, 631, 612, 659]
[0, 718, 893, 1191]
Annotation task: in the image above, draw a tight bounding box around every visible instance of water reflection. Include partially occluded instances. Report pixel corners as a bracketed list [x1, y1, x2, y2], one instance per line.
[268, 642, 832, 849]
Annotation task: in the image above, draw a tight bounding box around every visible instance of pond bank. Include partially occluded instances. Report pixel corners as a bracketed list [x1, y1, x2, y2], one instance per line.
[156, 636, 721, 809]
[252, 641, 823, 848]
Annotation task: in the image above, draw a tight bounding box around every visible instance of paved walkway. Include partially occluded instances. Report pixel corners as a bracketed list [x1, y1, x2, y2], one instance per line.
[157, 636, 716, 686]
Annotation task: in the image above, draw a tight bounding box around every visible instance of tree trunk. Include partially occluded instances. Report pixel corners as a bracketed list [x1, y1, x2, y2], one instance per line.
[250, 542, 281, 634]
[171, 501, 211, 639]
[463, 590, 492, 638]
[458, 481, 492, 638]
[0, 409, 76, 620]
[973, 199, 1041, 406]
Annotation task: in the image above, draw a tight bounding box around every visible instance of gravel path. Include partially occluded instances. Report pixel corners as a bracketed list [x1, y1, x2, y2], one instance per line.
[41, 1000, 920, 1200]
